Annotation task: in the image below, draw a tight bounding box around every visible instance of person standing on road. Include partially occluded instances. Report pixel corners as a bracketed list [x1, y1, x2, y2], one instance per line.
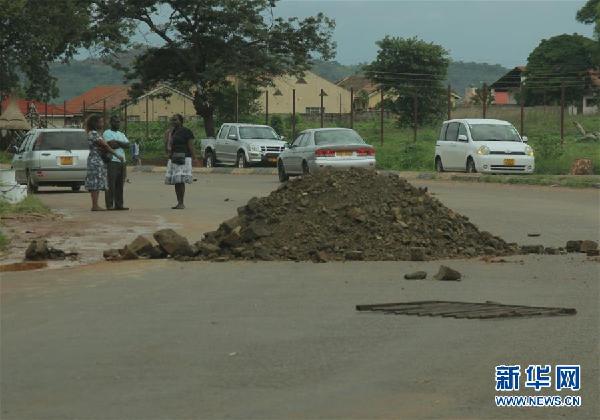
[84, 114, 123, 211]
[103, 116, 130, 210]
[165, 114, 199, 209]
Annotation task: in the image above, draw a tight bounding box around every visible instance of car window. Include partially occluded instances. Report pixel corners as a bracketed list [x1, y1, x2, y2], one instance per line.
[239, 126, 278, 140]
[458, 123, 468, 139]
[18, 134, 32, 152]
[34, 131, 88, 151]
[227, 126, 238, 138]
[445, 123, 459, 141]
[468, 124, 522, 142]
[218, 125, 229, 139]
[439, 124, 448, 141]
[314, 129, 365, 146]
[292, 133, 305, 147]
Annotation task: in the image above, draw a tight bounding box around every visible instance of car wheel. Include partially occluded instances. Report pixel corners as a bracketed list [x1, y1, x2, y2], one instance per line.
[26, 171, 38, 193]
[302, 160, 310, 175]
[435, 157, 444, 172]
[236, 151, 247, 168]
[466, 157, 477, 173]
[71, 184, 82, 192]
[204, 150, 215, 168]
[278, 160, 289, 182]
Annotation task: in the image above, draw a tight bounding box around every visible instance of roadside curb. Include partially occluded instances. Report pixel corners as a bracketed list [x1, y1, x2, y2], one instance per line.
[132, 166, 279, 175]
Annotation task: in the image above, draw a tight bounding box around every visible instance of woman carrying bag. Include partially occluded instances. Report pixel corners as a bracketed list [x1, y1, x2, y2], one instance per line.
[164, 114, 199, 209]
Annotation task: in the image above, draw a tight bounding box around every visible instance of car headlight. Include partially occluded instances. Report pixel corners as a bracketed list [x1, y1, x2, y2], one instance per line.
[477, 145, 490, 155]
[525, 145, 534, 157]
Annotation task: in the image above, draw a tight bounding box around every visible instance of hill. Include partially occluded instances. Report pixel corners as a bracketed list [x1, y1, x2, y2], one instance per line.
[49, 56, 508, 102]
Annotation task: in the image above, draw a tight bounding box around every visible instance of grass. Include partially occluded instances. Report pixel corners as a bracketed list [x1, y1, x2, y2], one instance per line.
[0, 195, 51, 216]
[3, 109, 598, 177]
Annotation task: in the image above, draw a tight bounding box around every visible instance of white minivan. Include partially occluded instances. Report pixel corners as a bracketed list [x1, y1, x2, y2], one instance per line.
[434, 119, 534, 174]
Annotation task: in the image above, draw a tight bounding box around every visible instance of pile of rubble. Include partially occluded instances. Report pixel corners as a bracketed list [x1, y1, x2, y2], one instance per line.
[105, 169, 521, 262]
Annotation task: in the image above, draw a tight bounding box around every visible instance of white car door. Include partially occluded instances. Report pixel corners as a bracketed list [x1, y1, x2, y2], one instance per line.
[286, 133, 305, 174]
[455, 123, 471, 170]
[435, 123, 450, 169]
[444, 122, 460, 169]
[215, 125, 229, 162]
[12, 133, 32, 182]
[225, 126, 240, 162]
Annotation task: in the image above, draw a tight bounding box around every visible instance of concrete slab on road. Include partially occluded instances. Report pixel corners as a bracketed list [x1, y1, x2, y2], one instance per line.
[1, 173, 599, 419]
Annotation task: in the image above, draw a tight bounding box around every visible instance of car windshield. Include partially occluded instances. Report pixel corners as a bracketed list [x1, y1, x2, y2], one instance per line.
[35, 131, 88, 151]
[469, 124, 522, 142]
[239, 127, 279, 140]
[314, 129, 365, 146]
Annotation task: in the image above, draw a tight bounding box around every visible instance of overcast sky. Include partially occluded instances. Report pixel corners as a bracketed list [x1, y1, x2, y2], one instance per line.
[272, 0, 592, 67]
[133, 1, 593, 68]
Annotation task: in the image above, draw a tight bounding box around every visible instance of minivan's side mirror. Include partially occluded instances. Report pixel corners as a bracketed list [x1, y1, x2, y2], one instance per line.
[280, 135, 285, 141]
[522, 136, 528, 143]
[457, 134, 468, 142]
[7, 144, 18, 154]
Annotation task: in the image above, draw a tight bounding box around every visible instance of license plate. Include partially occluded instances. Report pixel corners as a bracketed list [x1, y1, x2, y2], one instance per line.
[60, 156, 73, 165]
[503, 159, 515, 166]
[336, 151, 353, 157]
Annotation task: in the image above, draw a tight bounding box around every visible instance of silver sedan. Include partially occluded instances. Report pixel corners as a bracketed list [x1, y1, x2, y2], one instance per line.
[277, 128, 376, 181]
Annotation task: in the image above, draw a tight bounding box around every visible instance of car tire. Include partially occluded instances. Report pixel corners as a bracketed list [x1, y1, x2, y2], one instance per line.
[204, 150, 215, 168]
[26, 171, 38, 193]
[278, 160, 289, 182]
[435, 156, 444, 172]
[236, 151, 247, 168]
[466, 157, 477, 173]
[302, 160, 310, 175]
[71, 184, 82, 192]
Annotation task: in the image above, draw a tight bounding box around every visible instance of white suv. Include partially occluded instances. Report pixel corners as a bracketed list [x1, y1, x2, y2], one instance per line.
[434, 119, 534, 174]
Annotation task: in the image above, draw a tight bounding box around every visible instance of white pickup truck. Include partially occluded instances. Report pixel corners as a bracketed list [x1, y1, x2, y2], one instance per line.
[200, 123, 287, 168]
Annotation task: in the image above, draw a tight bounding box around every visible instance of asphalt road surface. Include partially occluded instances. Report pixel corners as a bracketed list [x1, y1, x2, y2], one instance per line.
[2, 173, 599, 419]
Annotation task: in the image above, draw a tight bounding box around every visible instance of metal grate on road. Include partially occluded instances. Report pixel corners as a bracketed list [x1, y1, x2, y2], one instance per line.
[356, 301, 577, 319]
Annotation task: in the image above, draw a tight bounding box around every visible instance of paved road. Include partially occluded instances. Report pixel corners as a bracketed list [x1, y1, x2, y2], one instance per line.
[2, 174, 599, 419]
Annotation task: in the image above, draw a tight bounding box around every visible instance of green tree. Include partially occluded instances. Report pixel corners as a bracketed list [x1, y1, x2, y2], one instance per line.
[577, 0, 600, 39]
[0, 0, 123, 101]
[96, 0, 335, 137]
[365, 36, 449, 128]
[524, 34, 597, 107]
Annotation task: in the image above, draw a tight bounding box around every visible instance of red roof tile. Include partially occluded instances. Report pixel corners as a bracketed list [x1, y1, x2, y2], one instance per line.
[65, 85, 130, 114]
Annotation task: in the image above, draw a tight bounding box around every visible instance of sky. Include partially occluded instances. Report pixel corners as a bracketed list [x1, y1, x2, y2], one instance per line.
[271, 0, 593, 67]
[134, 0, 593, 68]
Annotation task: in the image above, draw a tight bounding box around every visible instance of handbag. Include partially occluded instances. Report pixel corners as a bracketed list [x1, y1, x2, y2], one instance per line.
[171, 152, 186, 165]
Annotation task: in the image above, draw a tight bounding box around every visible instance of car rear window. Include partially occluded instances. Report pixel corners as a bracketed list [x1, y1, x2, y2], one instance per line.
[35, 131, 88, 151]
[314, 130, 365, 146]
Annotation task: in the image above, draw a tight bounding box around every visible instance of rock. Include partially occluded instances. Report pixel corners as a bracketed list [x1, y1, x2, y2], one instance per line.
[520, 245, 544, 254]
[103, 248, 123, 261]
[213, 256, 230, 262]
[220, 230, 242, 248]
[147, 245, 167, 259]
[153, 229, 194, 257]
[344, 251, 364, 261]
[313, 250, 328, 263]
[347, 207, 367, 223]
[566, 240, 582, 252]
[240, 222, 271, 241]
[25, 240, 66, 261]
[409, 247, 426, 261]
[254, 247, 273, 261]
[433, 265, 462, 281]
[127, 235, 156, 257]
[404, 271, 427, 280]
[570, 158, 594, 175]
[580, 240, 598, 253]
[219, 216, 241, 234]
[195, 242, 221, 256]
[586, 249, 600, 257]
[119, 246, 139, 260]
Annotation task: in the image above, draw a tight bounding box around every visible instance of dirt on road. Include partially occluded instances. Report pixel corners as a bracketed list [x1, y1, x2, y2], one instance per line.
[196, 169, 519, 261]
